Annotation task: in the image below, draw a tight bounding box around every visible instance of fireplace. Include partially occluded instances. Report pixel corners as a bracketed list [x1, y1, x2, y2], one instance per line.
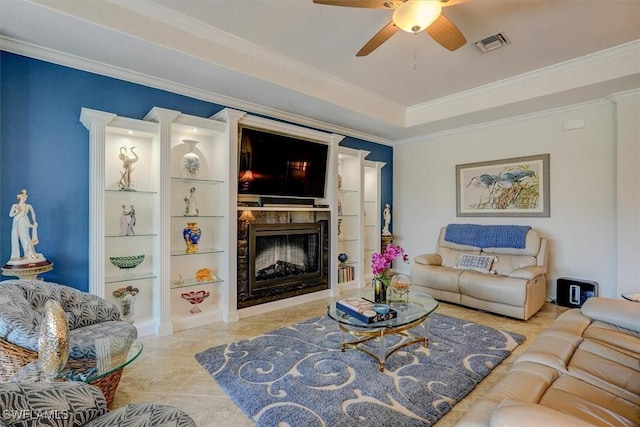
[237, 215, 329, 309]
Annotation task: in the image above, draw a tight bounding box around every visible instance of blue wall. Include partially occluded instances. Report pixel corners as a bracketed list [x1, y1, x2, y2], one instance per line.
[0, 52, 393, 291]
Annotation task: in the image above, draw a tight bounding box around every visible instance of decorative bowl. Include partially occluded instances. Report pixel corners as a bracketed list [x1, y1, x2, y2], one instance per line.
[109, 255, 145, 269]
[181, 290, 211, 314]
[373, 304, 391, 314]
[180, 290, 210, 305]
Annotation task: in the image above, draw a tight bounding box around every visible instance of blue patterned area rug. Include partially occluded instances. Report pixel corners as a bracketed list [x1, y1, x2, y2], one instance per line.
[195, 314, 524, 427]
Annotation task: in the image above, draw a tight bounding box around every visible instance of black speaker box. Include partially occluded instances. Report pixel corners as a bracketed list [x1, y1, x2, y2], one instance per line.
[557, 277, 598, 308]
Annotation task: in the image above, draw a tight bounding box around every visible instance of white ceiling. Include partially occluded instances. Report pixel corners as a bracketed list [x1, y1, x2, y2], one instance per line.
[1, 0, 639, 144]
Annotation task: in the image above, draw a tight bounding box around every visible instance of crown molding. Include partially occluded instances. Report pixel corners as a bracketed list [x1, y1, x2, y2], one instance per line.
[406, 40, 640, 127]
[0, 36, 393, 146]
[27, 0, 405, 129]
[396, 97, 615, 146]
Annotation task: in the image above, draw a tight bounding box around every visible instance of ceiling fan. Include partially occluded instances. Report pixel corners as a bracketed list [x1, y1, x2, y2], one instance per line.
[313, 0, 467, 56]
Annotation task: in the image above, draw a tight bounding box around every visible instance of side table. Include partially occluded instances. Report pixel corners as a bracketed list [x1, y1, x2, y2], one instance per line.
[12, 339, 142, 407]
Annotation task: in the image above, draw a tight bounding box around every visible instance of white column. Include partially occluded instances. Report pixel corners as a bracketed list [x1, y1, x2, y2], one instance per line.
[80, 108, 116, 297]
[145, 107, 181, 335]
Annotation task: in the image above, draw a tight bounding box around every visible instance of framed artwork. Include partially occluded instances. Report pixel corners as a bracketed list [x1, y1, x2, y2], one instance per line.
[456, 154, 550, 217]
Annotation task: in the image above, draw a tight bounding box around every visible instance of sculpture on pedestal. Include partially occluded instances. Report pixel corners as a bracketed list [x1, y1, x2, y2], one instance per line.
[2, 189, 53, 279]
[382, 203, 392, 236]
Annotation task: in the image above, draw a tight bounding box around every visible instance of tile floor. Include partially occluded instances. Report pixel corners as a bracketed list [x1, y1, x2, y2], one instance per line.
[112, 296, 566, 426]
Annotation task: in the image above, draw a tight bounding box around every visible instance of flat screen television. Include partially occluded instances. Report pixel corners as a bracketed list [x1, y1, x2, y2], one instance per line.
[238, 126, 329, 199]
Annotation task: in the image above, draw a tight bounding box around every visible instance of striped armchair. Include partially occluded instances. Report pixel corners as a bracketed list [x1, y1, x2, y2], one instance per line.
[0, 382, 196, 427]
[0, 280, 137, 384]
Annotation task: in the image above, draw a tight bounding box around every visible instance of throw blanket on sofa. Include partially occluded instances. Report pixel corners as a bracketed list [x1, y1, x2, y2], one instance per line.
[445, 224, 531, 249]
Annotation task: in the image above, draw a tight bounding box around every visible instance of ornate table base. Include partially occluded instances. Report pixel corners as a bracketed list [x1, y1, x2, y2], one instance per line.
[338, 315, 430, 372]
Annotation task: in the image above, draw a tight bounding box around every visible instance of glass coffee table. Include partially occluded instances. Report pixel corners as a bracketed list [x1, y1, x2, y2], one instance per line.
[12, 338, 142, 407]
[327, 290, 438, 371]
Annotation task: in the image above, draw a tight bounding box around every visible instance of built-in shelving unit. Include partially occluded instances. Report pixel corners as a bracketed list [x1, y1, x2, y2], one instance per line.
[80, 109, 161, 336]
[82, 107, 383, 335]
[336, 148, 365, 289]
[363, 159, 385, 283]
[163, 111, 229, 332]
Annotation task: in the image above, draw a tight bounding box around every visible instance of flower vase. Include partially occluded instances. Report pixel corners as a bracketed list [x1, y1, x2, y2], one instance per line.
[183, 222, 201, 254]
[181, 139, 201, 178]
[115, 294, 137, 323]
[373, 279, 387, 303]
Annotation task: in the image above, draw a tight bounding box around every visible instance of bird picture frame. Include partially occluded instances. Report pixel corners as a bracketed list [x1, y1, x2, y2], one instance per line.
[456, 154, 550, 217]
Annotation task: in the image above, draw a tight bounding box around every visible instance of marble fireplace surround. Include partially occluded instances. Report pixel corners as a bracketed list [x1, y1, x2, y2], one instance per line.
[237, 210, 330, 309]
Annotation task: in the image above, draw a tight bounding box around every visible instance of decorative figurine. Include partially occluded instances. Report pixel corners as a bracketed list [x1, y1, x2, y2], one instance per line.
[382, 203, 392, 236]
[118, 145, 138, 191]
[120, 205, 129, 235]
[9, 189, 42, 262]
[2, 189, 54, 279]
[173, 273, 185, 287]
[123, 204, 136, 235]
[184, 187, 199, 216]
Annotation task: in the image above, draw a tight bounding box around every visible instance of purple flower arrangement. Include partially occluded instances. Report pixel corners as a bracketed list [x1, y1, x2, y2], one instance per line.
[371, 243, 409, 286]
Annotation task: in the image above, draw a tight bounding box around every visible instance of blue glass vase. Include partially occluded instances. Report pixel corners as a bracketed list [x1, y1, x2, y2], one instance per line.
[183, 222, 201, 254]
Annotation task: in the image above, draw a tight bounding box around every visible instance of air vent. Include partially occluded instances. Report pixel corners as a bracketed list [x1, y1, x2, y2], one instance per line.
[474, 32, 511, 53]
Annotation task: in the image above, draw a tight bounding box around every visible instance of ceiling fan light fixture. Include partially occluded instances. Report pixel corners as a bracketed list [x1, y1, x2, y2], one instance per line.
[392, 1, 442, 34]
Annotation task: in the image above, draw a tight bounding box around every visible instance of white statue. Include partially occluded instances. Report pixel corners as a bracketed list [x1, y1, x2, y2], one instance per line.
[126, 205, 136, 235]
[382, 203, 392, 236]
[119, 204, 136, 235]
[184, 187, 199, 216]
[120, 205, 129, 235]
[9, 189, 43, 262]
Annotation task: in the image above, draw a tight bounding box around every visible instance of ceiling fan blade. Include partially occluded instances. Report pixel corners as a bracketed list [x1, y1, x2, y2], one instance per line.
[439, 0, 469, 7]
[426, 14, 466, 51]
[356, 21, 399, 56]
[312, 0, 396, 9]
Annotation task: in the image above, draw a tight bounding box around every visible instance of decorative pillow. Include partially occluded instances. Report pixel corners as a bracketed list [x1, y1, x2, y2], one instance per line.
[455, 254, 496, 273]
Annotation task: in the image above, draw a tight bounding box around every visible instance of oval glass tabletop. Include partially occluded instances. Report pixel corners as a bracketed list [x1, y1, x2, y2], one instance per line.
[327, 289, 438, 329]
[12, 339, 143, 384]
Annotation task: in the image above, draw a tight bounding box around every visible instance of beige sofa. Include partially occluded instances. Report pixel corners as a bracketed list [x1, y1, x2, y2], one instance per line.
[458, 297, 640, 426]
[410, 226, 548, 320]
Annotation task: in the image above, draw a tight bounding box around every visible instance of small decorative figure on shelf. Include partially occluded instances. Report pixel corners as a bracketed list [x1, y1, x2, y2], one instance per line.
[9, 189, 42, 262]
[382, 203, 392, 236]
[125, 204, 136, 235]
[338, 253, 348, 266]
[119, 205, 128, 235]
[184, 187, 199, 216]
[118, 145, 138, 191]
[195, 267, 215, 282]
[173, 273, 184, 287]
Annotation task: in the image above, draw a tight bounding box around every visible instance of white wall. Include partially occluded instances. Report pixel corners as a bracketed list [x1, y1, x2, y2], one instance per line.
[614, 91, 640, 297]
[393, 99, 628, 299]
